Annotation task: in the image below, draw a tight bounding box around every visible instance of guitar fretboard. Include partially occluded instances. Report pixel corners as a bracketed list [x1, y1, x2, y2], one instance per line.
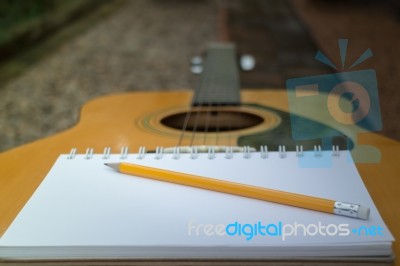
[192, 43, 241, 106]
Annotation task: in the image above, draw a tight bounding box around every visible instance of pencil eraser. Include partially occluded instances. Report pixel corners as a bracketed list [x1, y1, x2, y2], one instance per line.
[357, 205, 370, 220]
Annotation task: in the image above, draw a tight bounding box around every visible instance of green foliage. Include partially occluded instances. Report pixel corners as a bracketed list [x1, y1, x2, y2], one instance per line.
[0, 0, 58, 29]
[0, 0, 76, 44]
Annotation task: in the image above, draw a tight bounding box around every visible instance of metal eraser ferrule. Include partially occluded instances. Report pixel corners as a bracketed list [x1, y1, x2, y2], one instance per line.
[333, 201, 370, 220]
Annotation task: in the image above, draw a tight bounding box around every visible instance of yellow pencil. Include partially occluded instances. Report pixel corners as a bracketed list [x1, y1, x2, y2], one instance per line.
[105, 162, 369, 220]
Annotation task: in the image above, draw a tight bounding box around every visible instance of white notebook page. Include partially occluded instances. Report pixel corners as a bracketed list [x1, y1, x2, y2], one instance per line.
[0, 150, 394, 258]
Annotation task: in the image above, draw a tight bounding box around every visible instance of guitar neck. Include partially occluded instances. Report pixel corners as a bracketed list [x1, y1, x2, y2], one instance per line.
[192, 43, 241, 106]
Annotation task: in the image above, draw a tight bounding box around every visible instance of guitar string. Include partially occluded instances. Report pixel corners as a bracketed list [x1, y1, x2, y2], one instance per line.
[199, 53, 217, 147]
[202, 51, 236, 148]
[190, 53, 217, 147]
[223, 87, 234, 149]
[220, 65, 236, 149]
[212, 0, 235, 148]
[226, 52, 240, 149]
[177, 49, 213, 148]
[182, 1, 234, 149]
[203, 48, 239, 148]
[208, 53, 225, 146]
[189, 49, 233, 148]
[177, 49, 211, 147]
[207, 51, 235, 148]
[201, 101, 212, 146]
[217, 49, 239, 148]
[180, 50, 239, 150]
[176, 105, 192, 147]
[212, 61, 223, 147]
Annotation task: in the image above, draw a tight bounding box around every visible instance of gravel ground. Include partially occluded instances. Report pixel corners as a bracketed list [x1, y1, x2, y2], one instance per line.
[0, 0, 217, 151]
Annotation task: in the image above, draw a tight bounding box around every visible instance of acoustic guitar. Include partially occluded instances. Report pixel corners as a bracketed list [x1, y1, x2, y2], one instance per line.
[0, 43, 399, 264]
[0, 42, 349, 232]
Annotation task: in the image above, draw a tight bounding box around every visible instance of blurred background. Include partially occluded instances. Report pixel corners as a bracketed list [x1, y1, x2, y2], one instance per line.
[0, 0, 399, 152]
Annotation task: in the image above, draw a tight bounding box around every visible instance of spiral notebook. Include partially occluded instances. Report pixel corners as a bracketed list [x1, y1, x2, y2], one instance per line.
[0, 147, 394, 260]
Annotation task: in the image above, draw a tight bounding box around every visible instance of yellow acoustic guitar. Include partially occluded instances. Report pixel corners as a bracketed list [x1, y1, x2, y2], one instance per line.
[0, 43, 399, 264]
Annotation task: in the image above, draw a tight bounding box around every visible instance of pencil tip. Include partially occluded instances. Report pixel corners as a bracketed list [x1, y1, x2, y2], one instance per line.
[104, 163, 120, 171]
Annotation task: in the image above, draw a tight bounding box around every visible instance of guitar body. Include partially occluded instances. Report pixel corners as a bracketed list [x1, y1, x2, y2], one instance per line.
[1, 89, 400, 261]
[0, 89, 288, 234]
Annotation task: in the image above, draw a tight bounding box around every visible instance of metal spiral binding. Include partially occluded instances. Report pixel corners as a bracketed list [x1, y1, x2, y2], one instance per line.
[155, 146, 163, 160]
[260, 145, 268, 159]
[85, 148, 94, 160]
[225, 146, 233, 159]
[190, 146, 198, 159]
[102, 147, 111, 159]
[296, 145, 304, 157]
[278, 145, 286, 159]
[120, 146, 129, 159]
[243, 146, 252, 159]
[207, 146, 216, 159]
[332, 145, 340, 157]
[137, 146, 146, 160]
[66, 144, 342, 160]
[67, 148, 77, 159]
[172, 146, 180, 160]
[314, 145, 322, 157]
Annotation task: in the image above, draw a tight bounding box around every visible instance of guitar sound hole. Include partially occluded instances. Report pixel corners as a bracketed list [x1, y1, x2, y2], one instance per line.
[161, 110, 264, 132]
